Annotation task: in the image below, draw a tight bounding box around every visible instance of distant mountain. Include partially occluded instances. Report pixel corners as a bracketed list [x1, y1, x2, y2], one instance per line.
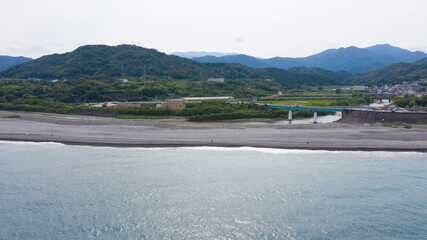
[191, 44, 427, 74]
[0, 55, 32, 72]
[273, 46, 399, 73]
[365, 44, 427, 63]
[0, 44, 340, 87]
[194, 54, 272, 68]
[171, 51, 237, 58]
[349, 62, 427, 85]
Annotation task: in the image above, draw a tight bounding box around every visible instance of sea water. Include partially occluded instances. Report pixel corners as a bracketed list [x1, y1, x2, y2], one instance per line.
[0, 142, 426, 239]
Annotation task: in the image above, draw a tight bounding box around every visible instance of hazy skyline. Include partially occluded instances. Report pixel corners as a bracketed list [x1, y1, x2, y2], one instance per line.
[1, 0, 427, 58]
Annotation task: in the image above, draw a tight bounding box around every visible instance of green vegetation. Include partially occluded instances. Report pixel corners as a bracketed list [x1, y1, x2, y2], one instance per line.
[0, 78, 274, 104]
[1, 114, 20, 118]
[5, 44, 422, 121]
[329, 93, 372, 106]
[393, 95, 427, 108]
[0, 77, 335, 121]
[260, 92, 371, 107]
[0, 44, 346, 119]
[382, 121, 412, 129]
[72, 101, 332, 122]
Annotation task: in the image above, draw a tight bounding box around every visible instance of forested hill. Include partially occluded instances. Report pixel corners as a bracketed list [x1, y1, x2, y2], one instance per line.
[1, 45, 240, 80]
[349, 62, 427, 85]
[0, 44, 339, 87]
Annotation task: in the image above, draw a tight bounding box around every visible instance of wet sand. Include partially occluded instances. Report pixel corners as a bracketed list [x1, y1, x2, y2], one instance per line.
[1, 111, 427, 151]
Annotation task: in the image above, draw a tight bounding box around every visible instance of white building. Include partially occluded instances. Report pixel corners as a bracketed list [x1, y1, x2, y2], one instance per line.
[181, 96, 233, 102]
[341, 86, 368, 91]
[207, 77, 225, 83]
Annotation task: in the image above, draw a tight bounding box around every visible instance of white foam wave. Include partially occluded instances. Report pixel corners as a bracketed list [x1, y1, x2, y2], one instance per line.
[178, 146, 426, 157]
[0, 140, 65, 146]
[0, 141, 424, 158]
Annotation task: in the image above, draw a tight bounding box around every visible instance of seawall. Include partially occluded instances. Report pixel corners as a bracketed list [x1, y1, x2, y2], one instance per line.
[339, 110, 427, 125]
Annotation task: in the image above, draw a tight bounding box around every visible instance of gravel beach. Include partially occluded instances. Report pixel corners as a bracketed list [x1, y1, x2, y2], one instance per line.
[1, 111, 427, 151]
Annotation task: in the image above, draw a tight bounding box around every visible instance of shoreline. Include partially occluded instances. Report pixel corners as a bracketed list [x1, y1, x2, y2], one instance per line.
[1, 138, 427, 152]
[1, 110, 427, 152]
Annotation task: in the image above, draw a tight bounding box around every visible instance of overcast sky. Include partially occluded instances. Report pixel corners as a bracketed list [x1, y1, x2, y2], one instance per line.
[1, 0, 426, 58]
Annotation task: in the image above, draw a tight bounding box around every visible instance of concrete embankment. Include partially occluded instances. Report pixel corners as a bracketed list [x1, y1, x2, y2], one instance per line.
[339, 110, 427, 125]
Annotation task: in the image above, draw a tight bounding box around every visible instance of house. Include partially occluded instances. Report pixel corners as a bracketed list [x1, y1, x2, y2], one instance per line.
[92, 102, 118, 108]
[159, 100, 185, 109]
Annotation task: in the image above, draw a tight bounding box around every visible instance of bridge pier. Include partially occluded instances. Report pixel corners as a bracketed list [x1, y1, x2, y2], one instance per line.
[288, 110, 292, 121]
[313, 111, 318, 124]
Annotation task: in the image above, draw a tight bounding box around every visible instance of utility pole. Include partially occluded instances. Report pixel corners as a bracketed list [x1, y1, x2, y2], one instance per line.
[121, 64, 124, 80]
[143, 66, 146, 86]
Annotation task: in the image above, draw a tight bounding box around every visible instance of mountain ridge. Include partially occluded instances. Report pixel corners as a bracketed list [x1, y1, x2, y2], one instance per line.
[0, 44, 340, 87]
[193, 44, 427, 74]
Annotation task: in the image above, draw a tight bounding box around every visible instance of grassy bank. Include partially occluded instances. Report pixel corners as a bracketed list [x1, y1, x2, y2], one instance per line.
[383, 122, 412, 129]
[0, 100, 334, 122]
[1, 114, 21, 118]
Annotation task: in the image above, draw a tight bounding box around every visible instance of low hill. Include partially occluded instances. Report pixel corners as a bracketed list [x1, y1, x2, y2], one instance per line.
[0, 55, 32, 72]
[0, 44, 339, 87]
[349, 62, 427, 85]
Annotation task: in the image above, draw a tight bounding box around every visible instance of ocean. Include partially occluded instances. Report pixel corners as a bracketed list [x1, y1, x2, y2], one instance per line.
[0, 141, 426, 239]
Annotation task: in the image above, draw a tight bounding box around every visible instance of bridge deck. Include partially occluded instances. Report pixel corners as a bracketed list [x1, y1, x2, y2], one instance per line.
[266, 104, 344, 112]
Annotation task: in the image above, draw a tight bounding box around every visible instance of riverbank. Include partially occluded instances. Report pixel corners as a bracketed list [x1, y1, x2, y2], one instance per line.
[1, 111, 427, 152]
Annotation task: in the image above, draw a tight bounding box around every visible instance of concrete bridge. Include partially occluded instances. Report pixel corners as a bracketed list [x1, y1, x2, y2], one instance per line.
[266, 103, 427, 125]
[265, 104, 366, 123]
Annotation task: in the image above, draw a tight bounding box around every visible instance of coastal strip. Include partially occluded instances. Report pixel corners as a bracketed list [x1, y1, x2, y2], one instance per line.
[1, 111, 427, 152]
